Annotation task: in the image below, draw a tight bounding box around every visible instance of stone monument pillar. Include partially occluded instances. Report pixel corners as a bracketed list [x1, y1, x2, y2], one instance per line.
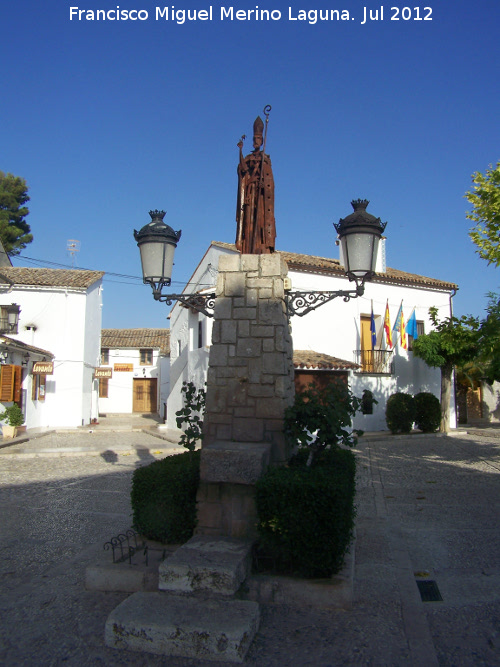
[196, 252, 294, 539]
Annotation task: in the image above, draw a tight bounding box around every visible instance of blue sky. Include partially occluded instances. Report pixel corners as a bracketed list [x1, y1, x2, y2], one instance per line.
[2, 0, 500, 328]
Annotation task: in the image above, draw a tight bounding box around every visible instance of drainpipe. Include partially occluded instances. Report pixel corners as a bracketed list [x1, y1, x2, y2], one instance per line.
[449, 287, 458, 317]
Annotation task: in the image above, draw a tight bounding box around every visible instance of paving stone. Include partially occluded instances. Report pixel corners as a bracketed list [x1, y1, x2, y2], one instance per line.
[105, 592, 260, 662]
[3, 428, 500, 665]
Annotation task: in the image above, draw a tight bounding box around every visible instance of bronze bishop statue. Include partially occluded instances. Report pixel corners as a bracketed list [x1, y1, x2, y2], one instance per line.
[235, 112, 276, 254]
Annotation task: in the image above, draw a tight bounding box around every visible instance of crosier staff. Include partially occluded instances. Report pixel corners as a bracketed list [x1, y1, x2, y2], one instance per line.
[253, 104, 272, 251]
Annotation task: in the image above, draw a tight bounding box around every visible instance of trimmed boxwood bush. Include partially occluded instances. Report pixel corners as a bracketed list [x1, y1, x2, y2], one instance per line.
[131, 451, 200, 544]
[255, 447, 356, 578]
[385, 392, 415, 434]
[414, 392, 441, 433]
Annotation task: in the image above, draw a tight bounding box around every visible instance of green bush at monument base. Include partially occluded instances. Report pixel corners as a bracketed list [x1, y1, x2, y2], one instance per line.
[131, 451, 200, 543]
[255, 447, 356, 579]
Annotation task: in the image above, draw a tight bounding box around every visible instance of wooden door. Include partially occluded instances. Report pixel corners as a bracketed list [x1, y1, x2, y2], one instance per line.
[133, 378, 157, 413]
[360, 316, 374, 372]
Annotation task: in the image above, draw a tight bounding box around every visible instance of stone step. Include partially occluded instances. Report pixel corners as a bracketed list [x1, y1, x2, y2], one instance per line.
[158, 535, 253, 596]
[105, 592, 259, 663]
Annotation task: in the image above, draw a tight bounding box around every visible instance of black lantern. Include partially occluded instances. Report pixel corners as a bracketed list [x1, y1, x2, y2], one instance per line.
[334, 199, 387, 290]
[134, 210, 216, 316]
[2, 303, 21, 333]
[134, 210, 182, 300]
[285, 199, 388, 317]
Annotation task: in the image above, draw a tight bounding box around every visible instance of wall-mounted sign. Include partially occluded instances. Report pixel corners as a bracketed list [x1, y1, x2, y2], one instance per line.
[32, 362, 54, 375]
[95, 367, 113, 379]
[114, 363, 133, 372]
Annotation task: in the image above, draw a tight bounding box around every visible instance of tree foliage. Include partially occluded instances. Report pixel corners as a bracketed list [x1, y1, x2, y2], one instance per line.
[413, 307, 480, 369]
[284, 379, 362, 465]
[466, 161, 500, 266]
[475, 293, 500, 384]
[412, 307, 480, 431]
[0, 171, 33, 256]
[175, 381, 206, 452]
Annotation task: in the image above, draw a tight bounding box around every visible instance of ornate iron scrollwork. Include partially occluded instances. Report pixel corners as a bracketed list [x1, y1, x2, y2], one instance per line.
[284, 286, 364, 318]
[157, 292, 216, 318]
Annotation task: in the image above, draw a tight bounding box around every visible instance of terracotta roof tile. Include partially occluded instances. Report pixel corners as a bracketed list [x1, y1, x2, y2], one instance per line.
[0, 267, 104, 289]
[101, 329, 170, 355]
[211, 242, 458, 291]
[294, 350, 360, 370]
[0, 335, 54, 359]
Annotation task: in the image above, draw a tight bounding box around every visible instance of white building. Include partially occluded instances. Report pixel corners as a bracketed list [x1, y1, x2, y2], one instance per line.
[0, 267, 104, 429]
[166, 239, 458, 432]
[98, 329, 170, 419]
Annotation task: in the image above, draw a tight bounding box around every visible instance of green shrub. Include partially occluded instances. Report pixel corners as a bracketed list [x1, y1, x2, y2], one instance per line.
[0, 404, 25, 426]
[385, 392, 415, 434]
[284, 379, 362, 465]
[255, 447, 356, 578]
[414, 392, 441, 433]
[131, 451, 200, 543]
[175, 381, 206, 452]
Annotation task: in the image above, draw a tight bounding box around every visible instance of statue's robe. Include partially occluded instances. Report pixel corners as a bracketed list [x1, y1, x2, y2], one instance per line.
[236, 148, 276, 254]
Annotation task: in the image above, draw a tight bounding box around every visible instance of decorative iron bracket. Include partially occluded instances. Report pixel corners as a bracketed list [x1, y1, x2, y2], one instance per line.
[154, 292, 216, 317]
[284, 285, 364, 318]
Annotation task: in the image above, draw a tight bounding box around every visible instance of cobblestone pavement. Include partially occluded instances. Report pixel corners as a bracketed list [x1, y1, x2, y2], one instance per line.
[365, 432, 500, 666]
[0, 430, 499, 665]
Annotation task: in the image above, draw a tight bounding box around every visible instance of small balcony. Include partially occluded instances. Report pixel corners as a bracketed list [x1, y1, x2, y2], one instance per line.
[354, 349, 394, 374]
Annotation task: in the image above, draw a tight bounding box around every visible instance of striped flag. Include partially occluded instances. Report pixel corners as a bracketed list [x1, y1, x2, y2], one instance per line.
[400, 308, 407, 349]
[384, 300, 393, 348]
[392, 300, 407, 349]
[392, 301, 403, 339]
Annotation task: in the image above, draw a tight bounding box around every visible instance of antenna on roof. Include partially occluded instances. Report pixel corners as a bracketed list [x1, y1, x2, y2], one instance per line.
[67, 240, 81, 268]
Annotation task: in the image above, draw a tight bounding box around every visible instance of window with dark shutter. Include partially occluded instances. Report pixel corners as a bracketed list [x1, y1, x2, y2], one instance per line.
[140, 349, 153, 365]
[0, 365, 15, 402]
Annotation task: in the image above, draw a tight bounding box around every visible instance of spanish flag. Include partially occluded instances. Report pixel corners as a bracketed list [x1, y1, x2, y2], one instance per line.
[384, 300, 393, 348]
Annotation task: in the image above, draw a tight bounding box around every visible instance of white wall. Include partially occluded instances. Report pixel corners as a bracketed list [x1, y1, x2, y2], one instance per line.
[4, 282, 102, 428]
[83, 280, 103, 423]
[98, 348, 166, 415]
[482, 382, 500, 423]
[167, 243, 457, 432]
[166, 245, 228, 429]
[288, 269, 453, 430]
[0, 349, 45, 430]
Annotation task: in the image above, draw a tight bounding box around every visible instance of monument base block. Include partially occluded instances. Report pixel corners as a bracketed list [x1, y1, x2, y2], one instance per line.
[105, 592, 259, 663]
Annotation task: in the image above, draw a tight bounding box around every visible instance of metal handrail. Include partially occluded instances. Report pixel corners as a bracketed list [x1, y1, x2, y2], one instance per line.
[354, 349, 394, 374]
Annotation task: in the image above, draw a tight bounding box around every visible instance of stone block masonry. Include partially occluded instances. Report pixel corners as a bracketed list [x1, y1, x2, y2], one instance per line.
[198, 253, 295, 539]
[203, 253, 294, 460]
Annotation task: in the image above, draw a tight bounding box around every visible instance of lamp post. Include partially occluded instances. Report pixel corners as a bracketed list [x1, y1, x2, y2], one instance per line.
[135, 200, 387, 319]
[134, 210, 216, 317]
[284, 199, 387, 317]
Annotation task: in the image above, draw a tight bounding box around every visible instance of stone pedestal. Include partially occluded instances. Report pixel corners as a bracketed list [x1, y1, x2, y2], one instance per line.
[197, 253, 295, 538]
